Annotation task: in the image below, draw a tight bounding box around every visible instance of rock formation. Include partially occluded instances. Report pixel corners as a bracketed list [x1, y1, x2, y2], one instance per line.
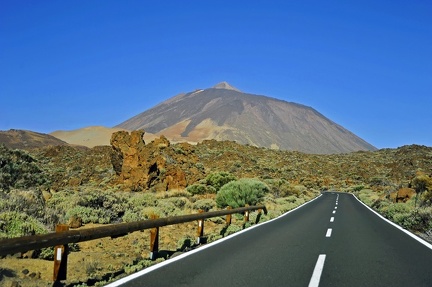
[110, 130, 203, 191]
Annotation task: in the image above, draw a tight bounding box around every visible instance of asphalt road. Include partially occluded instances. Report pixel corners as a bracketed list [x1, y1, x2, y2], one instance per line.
[109, 192, 432, 287]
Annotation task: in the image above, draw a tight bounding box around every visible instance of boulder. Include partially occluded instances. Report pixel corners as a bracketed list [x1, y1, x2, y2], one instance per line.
[390, 188, 416, 203]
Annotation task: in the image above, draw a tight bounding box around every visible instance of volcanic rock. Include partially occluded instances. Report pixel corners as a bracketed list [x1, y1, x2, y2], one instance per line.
[110, 130, 203, 191]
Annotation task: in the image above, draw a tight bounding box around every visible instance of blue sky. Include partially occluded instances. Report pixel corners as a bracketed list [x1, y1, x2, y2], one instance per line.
[1, 0, 431, 149]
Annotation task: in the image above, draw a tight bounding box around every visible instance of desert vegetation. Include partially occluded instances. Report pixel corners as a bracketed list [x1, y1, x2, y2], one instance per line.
[356, 171, 432, 233]
[0, 140, 431, 286]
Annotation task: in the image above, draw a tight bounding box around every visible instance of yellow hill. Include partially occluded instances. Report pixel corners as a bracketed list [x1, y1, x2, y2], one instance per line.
[50, 126, 158, 148]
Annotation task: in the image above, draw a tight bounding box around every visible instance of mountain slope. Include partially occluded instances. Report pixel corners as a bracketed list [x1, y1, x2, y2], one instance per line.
[0, 129, 68, 149]
[116, 83, 376, 154]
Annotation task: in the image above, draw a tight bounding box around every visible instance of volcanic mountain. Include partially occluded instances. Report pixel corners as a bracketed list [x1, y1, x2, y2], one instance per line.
[116, 82, 376, 154]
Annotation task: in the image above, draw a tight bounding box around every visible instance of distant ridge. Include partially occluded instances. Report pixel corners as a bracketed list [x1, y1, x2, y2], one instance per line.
[115, 82, 377, 154]
[0, 129, 68, 150]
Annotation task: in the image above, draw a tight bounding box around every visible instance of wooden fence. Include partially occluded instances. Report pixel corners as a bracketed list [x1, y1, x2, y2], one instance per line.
[0, 205, 267, 282]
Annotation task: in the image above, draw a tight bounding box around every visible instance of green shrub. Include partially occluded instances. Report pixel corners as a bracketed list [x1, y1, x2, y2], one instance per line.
[38, 243, 79, 260]
[0, 189, 46, 219]
[392, 212, 415, 229]
[66, 206, 112, 224]
[0, 211, 48, 238]
[380, 203, 412, 220]
[371, 198, 390, 210]
[164, 197, 190, 209]
[43, 207, 66, 230]
[192, 199, 216, 211]
[243, 222, 252, 229]
[163, 189, 191, 198]
[122, 193, 177, 222]
[216, 178, 269, 208]
[61, 190, 130, 224]
[177, 235, 194, 250]
[412, 172, 432, 206]
[186, 184, 206, 195]
[186, 184, 216, 195]
[155, 200, 182, 217]
[224, 224, 242, 236]
[124, 192, 190, 220]
[285, 195, 298, 203]
[292, 185, 307, 195]
[122, 210, 142, 223]
[274, 198, 298, 213]
[139, 207, 165, 219]
[369, 177, 390, 187]
[388, 208, 431, 231]
[352, 185, 365, 192]
[207, 233, 223, 243]
[358, 189, 379, 206]
[378, 203, 432, 231]
[205, 172, 236, 191]
[124, 258, 164, 275]
[414, 207, 432, 230]
[127, 193, 158, 210]
[0, 188, 69, 231]
[0, 145, 48, 191]
[38, 247, 55, 260]
[195, 162, 205, 171]
[77, 190, 128, 214]
[264, 179, 296, 198]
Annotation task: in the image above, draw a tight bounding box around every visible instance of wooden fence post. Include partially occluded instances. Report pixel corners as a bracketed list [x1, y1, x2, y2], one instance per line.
[243, 205, 250, 229]
[226, 206, 232, 226]
[53, 224, 69, 282]
[255, 208, 263, 224]
[244, 205, 250, 223]
[197, 210, 205, 244]
[149, 214, 159, 260]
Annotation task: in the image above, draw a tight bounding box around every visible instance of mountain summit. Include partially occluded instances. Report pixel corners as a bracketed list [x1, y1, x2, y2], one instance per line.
[116, 83, 376, 154]
[213, 81, 241, 92]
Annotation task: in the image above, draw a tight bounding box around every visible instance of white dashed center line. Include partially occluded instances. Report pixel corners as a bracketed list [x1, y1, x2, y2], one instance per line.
[309, 195, 339, 286]
[308, 254, 327, 287]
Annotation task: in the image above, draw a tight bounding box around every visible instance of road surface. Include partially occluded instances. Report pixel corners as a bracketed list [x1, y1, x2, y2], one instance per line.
[108, 192, 432, 287]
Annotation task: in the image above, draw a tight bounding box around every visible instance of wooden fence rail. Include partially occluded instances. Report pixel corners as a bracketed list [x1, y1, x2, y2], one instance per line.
[0, 205, 267, 282]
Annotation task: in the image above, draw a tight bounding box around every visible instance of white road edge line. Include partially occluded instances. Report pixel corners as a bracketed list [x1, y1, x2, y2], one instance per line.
[105, 194, 325, 286]
[308, 254, 326, 287]
[351, 193, 432, 250]
[325, 228, 332, 237]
